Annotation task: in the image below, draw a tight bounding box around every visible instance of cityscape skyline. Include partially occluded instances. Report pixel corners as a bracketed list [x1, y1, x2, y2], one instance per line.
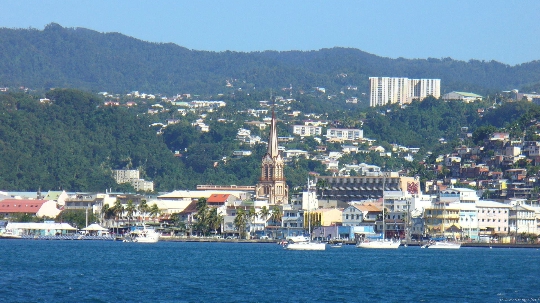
[2, 1, 540, 65]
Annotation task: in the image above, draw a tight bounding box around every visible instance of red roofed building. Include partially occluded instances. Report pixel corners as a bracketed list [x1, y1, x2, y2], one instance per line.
[207, 194, 235, 206]
[0, 199, 61, 218]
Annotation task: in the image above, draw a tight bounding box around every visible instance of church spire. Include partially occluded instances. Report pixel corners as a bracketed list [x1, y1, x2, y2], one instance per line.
[267, 108, 279, 158]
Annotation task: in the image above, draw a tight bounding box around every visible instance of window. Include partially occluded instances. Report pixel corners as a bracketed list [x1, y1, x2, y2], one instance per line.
[346, 214, 349, 220]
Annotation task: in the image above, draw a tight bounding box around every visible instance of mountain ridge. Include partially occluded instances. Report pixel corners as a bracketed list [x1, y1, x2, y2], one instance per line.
[1, 23, 540, 96]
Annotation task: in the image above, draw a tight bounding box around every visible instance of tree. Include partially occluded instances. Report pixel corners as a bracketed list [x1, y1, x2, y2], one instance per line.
[149, 203, 160, 222]
[234, 208, 247, 239]
[112, 200, 124, 234]
[101, 203, 115, 227]
[258, 206, 270, 229]
[247, 207, 257, 238]
[194, 198, 209, 236]
[271, 206, 282, 227]
[125, 199, 136, 228]
[137, 199, 149, 223]
[208, 208, 223, 235]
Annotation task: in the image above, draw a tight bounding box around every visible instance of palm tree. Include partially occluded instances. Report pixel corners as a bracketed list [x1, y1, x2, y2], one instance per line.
[101, 203, 115, 228]
[271, 206, 282, 226]
[247, 207, 257, 238]
[234, 208, 247, 239]
[259, 206, 270, 230]
[195, 198, 209, 236]
[149, 203, 160, 223]
[138, 199, 149, 223]
[125, 199, 136, 229]
[112, 200, 124, 235]
[208, 208, 223, 235]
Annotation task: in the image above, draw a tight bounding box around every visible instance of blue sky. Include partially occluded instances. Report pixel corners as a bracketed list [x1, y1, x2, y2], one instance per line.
[3, 1, 539, 65]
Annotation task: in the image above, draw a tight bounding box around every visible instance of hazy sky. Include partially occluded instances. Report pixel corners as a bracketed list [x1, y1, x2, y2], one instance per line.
[3, 1, 539, 65]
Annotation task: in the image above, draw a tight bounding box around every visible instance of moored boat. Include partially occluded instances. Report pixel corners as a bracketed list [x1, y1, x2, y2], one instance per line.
[128, 225, 160, 243]
[426, 241, 461, 249]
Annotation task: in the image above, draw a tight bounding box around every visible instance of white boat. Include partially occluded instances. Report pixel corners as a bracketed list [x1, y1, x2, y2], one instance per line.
[129, 226, 160, 243]
[286, 241, 326, 250]
[286, 235, 310, 243]
[427, 241, 461, 249]
[285, 177, 326, 251]
[0, 230, 22, 239]
[356, 239, 400, 249]
[330, 242, 343, 248]
[356, 174, 400, 249]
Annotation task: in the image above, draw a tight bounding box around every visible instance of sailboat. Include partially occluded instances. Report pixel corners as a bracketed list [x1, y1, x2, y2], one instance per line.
[356, 174, 400, 249]
[286, 177, 326, 251]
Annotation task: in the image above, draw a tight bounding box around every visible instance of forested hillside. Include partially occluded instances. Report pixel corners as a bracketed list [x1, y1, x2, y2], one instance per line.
[1, 89, 540, 192]
[1, 23, 540, 97]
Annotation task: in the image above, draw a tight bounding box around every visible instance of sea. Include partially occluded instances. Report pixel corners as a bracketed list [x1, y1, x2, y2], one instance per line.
[1, 240, 540, 303]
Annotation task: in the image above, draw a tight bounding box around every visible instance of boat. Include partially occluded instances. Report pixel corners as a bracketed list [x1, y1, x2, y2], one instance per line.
[356, 174, 400, 249]
[128, 225, 160, 243]
[330, 242, 343, 248]
[426, 240, 461, 249]
[285, 177, 326, 251]
[0, 230, 22, 239]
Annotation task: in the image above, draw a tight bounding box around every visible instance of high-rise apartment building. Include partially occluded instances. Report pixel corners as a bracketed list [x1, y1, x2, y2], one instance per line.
[369, 77, 440, 107]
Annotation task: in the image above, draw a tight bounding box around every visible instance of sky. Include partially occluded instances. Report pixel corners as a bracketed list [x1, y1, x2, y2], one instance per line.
[2, 1, 540, 66]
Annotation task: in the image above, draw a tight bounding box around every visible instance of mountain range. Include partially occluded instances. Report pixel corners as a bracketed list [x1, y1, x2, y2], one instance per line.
[1, 23, 540, 96]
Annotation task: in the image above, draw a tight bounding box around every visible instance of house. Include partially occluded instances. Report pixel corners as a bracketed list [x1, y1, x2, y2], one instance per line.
[342, 203, 381, 226]
[207, 194, 236, 207]
[311, 208, 343, 226]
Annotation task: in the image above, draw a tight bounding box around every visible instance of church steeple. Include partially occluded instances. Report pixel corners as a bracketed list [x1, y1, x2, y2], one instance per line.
[267, 109, 279, 158]
[255, 96, 288, 205]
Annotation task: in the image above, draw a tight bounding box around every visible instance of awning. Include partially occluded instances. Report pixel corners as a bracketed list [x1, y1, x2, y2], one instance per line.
[353, 187, 359, 190]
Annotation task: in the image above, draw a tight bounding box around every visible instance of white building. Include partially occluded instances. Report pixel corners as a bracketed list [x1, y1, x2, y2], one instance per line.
[113, 170, 140, 184]
[326, 128, 363, 142]
[369, 77, 441, 107]
[292, 125, 322, 137]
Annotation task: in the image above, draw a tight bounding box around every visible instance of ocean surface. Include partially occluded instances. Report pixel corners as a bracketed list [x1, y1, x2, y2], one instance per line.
[1, 240, 540, 303]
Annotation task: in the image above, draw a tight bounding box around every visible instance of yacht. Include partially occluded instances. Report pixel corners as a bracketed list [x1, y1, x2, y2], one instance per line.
[128, 225, 160, 243]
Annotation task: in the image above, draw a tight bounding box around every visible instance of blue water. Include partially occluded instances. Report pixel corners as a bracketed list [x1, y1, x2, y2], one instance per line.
[1, 240, 540, 303]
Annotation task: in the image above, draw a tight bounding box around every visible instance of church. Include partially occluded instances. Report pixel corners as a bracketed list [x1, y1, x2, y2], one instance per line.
[255, 110, 289, 205]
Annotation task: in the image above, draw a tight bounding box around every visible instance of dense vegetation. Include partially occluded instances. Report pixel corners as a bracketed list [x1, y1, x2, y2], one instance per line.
[1, 23, 540, 99]
[2, 87, 540, 193]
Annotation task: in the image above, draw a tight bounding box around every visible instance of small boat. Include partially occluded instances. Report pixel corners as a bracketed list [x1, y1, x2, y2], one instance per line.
[0, 230, 22, 239]
[286, 241, 326, 251]
[356, 239, 400, 249]
[330, 242, 343, 248]
[427, 241, 461, 249]
[128, 225, 160, 243]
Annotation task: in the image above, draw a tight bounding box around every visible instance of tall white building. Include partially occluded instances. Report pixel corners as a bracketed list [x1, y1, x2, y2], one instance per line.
[369, 77, 441, 107]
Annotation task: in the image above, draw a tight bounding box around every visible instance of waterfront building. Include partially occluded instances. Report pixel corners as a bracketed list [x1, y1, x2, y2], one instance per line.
[476, 200, 510, 240]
